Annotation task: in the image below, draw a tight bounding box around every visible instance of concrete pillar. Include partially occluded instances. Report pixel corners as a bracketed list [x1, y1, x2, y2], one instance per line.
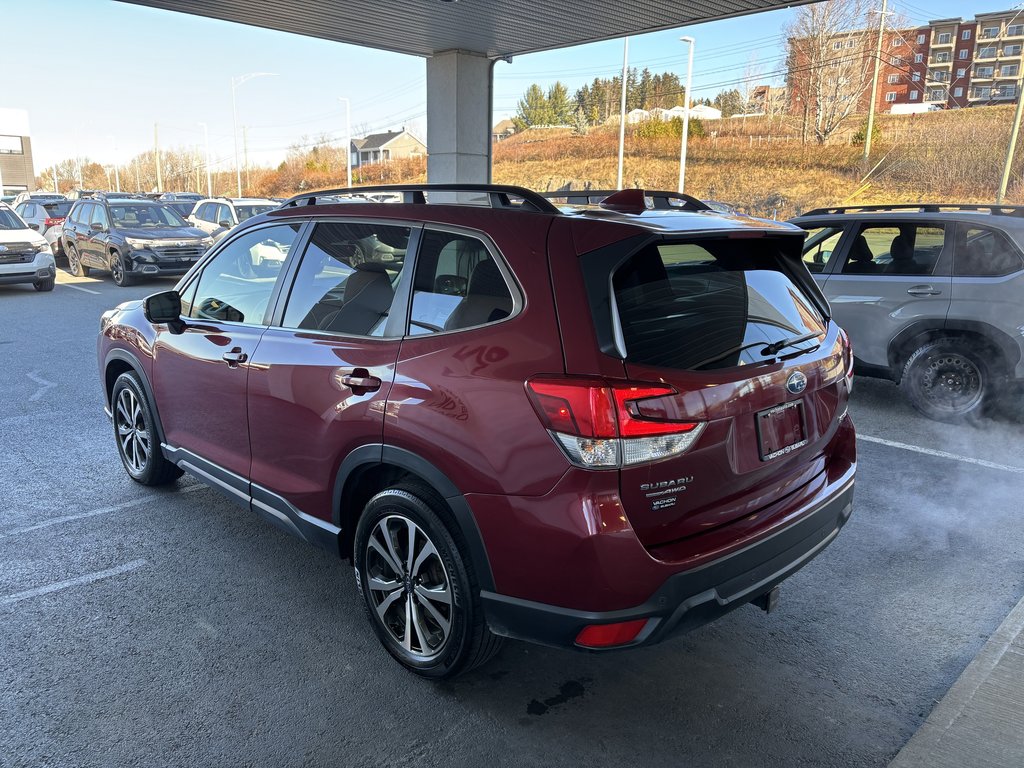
[426, 50, 493, 183]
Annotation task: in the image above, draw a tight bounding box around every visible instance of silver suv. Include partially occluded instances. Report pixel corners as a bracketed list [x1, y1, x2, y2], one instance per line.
[791, 204, 1024, 422]
[188, 197, 278, 242]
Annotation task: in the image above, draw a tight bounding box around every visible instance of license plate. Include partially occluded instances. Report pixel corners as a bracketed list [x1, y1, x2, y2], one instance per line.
[756, 401, 807, 461]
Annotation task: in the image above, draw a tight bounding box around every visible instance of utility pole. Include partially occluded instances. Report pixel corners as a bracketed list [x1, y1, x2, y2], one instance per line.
[863, 0, 888, 161]
[678, 36, 696, 194]
[198, 122, 212, 197]
[243, 125, 250, 194]
[52, 166, 58, 194]
[339, 97, 352, 188]
[232, 72, 277, 197]
[616, 37, 629, 190]
[154, 123, 163, 192]
[133, 159, 141, 192]
[998, 84, 1024, 203]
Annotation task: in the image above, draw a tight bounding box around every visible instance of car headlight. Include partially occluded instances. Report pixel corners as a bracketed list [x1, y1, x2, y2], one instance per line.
[34, 241, 51, 253]
[200, 237, 214, 248]
[125, 237, 152, 250]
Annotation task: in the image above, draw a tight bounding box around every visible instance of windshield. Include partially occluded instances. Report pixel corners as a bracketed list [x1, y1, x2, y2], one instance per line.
[612, 239, 826, 371]
[235, 205, 275, 222]
[0, 208, 27, 230]
[107, 203, 187, 228]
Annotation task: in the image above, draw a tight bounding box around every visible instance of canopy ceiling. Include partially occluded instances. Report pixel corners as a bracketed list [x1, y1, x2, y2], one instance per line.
[117, 0, 809, 58]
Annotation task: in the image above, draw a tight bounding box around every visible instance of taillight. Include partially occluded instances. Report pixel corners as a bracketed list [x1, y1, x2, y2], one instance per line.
[526, 377, 704, 469]
[839, 328, 854, 388]
[576, 619, 649, 648]
[44, 217, 65, 227]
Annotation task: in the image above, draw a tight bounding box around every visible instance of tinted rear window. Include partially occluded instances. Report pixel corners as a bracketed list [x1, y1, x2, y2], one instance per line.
[613, 239, 826, 371]
[43, 202, 72, 217]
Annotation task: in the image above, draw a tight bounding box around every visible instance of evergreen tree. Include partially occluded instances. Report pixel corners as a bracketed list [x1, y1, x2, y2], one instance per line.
[514, 84, 551, 129]
[547, 81, 573, 124]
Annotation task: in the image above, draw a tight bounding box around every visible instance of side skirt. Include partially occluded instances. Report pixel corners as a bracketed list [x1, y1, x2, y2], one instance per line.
[162, 444, 341, 555]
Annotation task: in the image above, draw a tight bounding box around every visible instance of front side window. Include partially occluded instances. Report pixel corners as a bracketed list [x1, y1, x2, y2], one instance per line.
[282, 221, 410, 336]
[188, 224, 300, 324]
[409, 230, 514, 335]
[841, 224, 946, 276]
[612, 239, 826, 371]
[954, 225, 1024, 277]
[801, 227, 844, 273]
[91, 204, 110, 230]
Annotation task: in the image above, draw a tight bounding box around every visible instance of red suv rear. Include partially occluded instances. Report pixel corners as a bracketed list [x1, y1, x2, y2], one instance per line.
[97, 185, 856, 678]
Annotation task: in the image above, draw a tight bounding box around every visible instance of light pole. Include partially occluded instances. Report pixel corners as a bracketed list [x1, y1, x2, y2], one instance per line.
[231, 72, 276, 196]
[616, 37, 629, 190]
[863, 0, 889, 161]
[198, 122, 213, 197]
[339, 97, 352, 188]
[107, 136, 121, 192]
[678, 36, 695, 194]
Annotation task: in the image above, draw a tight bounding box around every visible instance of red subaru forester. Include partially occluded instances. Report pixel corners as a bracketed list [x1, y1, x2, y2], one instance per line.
[98, 185, 856, 678]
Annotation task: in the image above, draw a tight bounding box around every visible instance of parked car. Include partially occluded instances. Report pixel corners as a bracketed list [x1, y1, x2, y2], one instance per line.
[12, 191, 66, 207]
[97, 184, 856, 678]
[0, 202, 56, 291]
[66, 189, 100, 201]
[163, 200, 198, 220]
[15, 198, 73, 260]
[188, 197, 279, 242]
[159, 192, 204, 202]
[791, 204, 1024, 421]
[62, 194, 212, 286]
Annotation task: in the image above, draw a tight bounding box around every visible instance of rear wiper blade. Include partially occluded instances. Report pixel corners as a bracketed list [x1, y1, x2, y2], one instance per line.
[761, 331, 822, 357]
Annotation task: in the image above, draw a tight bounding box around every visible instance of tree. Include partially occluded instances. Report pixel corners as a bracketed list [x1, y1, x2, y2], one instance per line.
[515, 84, 551, 129]
[713, 89, 745, 117]
[547, 81, 573, 125]
[571, 107, 589, 136]
[787, 0, 872, 144]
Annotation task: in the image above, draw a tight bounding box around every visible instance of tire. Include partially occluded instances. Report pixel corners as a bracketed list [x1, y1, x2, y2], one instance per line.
[111, 372, 183, 486]
[66, 244, 89, 276]
[353, 485, 503, 678]
[33, 277, 55, 292]
[900, 339, 990, 423]
[110, 252, 135, 287]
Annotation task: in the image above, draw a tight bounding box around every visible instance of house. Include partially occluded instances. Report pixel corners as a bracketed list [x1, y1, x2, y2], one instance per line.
[492, 119, 516, 142]
[349, 129, 426, 168]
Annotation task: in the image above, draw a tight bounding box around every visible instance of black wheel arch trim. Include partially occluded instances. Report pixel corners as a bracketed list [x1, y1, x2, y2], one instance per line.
[332, 444, 496, 592]
[103, 348, 167, 445]
[887, 319, 1021, 379]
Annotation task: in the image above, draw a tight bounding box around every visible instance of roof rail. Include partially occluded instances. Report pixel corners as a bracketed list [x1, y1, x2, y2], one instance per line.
[281, 184, 561, 214]
[542, 189, 712, 213]
[801, 203, 1024, 217]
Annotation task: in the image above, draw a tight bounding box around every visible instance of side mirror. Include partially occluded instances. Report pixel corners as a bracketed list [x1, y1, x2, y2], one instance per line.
[218, 220, 233, 229]
[143, 290, 185, 333]
[90, 221, 104, 231]
[27, 223, 39, 231]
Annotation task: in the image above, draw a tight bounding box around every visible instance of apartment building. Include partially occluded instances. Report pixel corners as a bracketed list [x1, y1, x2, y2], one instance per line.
[787, 8, 1024, 115]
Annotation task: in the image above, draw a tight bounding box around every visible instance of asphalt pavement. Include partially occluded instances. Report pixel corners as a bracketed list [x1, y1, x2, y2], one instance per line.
[1, 270, 1022, 768]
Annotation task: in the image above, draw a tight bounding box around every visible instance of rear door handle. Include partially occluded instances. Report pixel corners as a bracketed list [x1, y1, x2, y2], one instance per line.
[222, 348, 248, 366]
[907, 285, 941, 296]
[340, 369, 382, 392]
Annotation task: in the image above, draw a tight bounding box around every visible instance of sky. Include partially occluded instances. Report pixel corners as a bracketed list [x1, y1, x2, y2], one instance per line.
[1, 0, 988, 176]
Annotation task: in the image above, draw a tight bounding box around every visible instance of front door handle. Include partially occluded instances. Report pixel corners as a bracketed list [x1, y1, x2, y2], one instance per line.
[907, 285, 941, 296]
[340, 368, 382, 393]
[222, 348, 248, 367]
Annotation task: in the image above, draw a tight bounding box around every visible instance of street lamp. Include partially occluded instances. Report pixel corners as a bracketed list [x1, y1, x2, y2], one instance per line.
[339, 98, 352, 188]
[678, 36, 695, 194]
[231, 72, 276, 196]
[107, 135, 121, 192]
[198, 122, 213, 197]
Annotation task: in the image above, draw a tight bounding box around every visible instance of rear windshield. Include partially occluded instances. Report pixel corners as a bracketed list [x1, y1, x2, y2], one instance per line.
[613, 239, 826, 371]
[42, 202, 72, 217]
[235, 204, 275, 221]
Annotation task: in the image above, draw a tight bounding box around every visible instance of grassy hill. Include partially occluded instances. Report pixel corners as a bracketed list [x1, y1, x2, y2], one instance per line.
[490, 106, 1021, 218]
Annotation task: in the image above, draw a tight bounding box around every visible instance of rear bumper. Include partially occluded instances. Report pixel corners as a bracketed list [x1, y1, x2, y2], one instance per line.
[482, 475, 854, 650]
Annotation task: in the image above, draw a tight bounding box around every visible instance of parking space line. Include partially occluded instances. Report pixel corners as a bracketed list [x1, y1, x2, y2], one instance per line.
[0, 559, 147, 606]
[60, 283, 101, 295]
[858, 434, 1024, 475]
[0, 484, 205, 540]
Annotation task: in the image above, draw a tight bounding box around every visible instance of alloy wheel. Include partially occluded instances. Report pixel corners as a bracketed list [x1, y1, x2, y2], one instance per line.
[115, 387, 150, 474]
[111, 256, 125, 285]
[365, 514, 453, 660]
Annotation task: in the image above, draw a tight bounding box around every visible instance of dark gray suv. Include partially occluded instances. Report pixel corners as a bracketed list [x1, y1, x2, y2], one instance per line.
[792, 204, 1024, 422]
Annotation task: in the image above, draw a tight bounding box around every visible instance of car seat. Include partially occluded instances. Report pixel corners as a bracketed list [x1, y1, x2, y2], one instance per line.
[318, 262, 394, 335]
[444, 258, 512, 330]
[844, 235, 878, 274]
[887, 235, 920, 274]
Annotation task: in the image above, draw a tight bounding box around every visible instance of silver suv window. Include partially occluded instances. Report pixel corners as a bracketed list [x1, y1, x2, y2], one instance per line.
[840, 224, 947, 276]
